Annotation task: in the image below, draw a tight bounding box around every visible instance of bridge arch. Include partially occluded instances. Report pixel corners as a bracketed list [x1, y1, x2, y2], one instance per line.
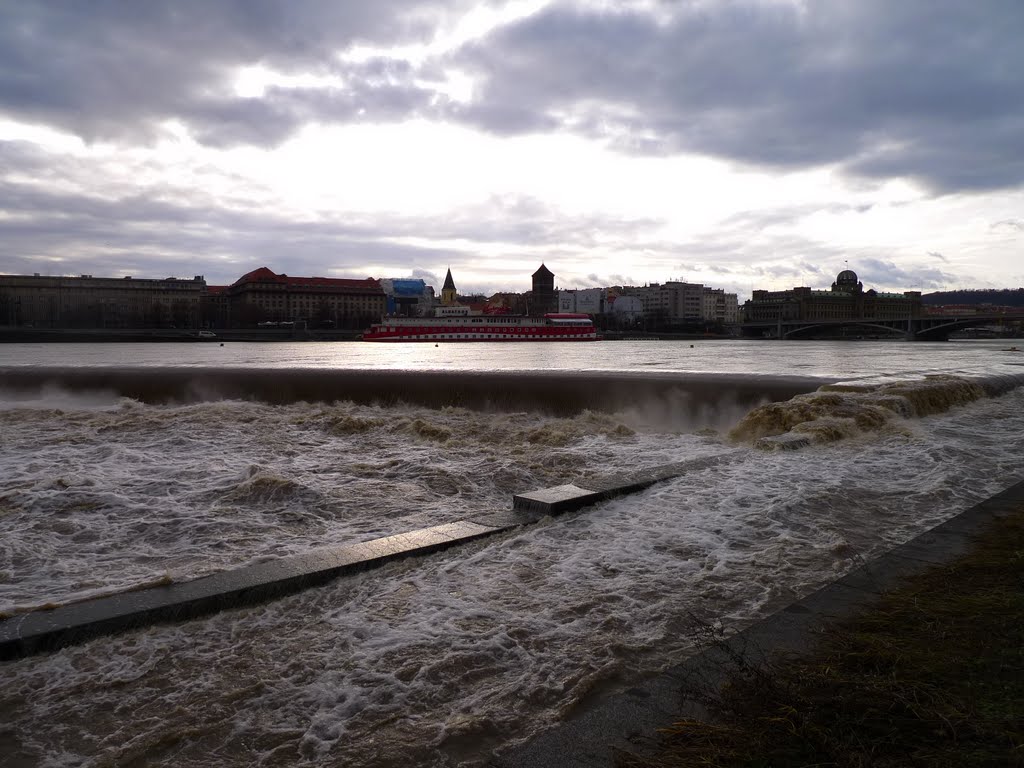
[782, 321, 906, 340]
[913, 315, 1011, 340]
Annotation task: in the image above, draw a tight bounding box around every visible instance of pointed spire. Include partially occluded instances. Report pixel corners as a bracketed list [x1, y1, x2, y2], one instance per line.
[440, 268, 458, 306]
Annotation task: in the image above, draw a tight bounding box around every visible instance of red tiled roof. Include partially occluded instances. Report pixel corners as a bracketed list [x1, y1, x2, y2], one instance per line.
[234, 267, 279, 284]
[231, 267, 381, 290]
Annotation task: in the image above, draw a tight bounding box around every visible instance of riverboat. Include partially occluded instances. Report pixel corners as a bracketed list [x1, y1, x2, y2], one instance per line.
[362, 313, 599, 342]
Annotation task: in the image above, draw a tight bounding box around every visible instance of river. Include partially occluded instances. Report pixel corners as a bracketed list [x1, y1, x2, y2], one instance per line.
[1, 339, 1023, 766]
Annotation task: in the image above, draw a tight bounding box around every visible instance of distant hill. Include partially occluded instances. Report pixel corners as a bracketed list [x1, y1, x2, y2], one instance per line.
[923, 288, 1024, 307]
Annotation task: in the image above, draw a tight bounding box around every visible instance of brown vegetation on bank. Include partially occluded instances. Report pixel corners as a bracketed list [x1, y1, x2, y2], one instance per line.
[620, 507, 1024, 767]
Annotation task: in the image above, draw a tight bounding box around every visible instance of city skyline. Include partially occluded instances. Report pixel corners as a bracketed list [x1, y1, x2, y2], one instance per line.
[1, 1, 1022, 298]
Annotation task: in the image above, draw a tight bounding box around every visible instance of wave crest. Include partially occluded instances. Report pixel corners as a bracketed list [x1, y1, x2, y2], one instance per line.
[731, 374, 1018, 449]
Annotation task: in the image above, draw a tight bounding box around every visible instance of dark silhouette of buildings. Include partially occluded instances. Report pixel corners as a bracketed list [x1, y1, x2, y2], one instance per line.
[530, 263, 556, 316]
[0, 273, 205, 329]
[744, 269, 922, 323]
[213, 267, 385, 328]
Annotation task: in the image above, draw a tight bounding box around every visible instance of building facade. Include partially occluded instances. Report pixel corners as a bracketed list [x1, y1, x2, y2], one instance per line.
[0, 273, 205, 329]
[701, 287, 740, 324]
[485, 292, 528, 315]
[558, 287, 606, 315]
[620, 281, 705, 323]
[223, 267, 385, 328]
[379, 278, 435, 316]
[743, 269, 922, 323]
[608, 294, 643, 322]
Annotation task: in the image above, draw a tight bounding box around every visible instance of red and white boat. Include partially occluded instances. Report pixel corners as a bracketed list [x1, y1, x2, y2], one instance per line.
[362, 313, 599, 342]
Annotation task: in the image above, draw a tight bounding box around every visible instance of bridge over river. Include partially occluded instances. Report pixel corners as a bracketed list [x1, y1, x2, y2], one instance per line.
[741, 313, 1022, 341]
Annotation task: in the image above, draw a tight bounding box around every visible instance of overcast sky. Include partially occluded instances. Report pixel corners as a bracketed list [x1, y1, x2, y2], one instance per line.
[1, 0, 1022, 298]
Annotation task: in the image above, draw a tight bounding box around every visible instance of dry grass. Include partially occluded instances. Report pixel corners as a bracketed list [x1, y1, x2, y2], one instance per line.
[619, 508, 1024, 767]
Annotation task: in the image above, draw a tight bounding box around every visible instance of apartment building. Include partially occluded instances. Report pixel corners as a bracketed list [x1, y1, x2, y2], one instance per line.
[558, 288, 606, 315]
[701, 287, 740, 324]
[620, 281, 705, 323]
[0, 273, 205, 328]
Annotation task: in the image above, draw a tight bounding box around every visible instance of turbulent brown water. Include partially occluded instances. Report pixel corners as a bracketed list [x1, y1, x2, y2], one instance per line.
[1, 340, 1023, 767]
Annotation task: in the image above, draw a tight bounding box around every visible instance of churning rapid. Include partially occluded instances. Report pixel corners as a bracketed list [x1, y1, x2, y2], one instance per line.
[1, 341, 1024, 767]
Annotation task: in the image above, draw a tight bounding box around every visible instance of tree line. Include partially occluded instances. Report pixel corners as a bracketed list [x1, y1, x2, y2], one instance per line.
[923, 288, 1024, 307]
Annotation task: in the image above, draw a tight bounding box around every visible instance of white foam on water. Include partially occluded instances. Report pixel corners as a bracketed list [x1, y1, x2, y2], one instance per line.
[1, 372, 1023, 766]
[732, 371, 1024, 449]
[0, 383, 128, 412]
[0, 398, 713, 612]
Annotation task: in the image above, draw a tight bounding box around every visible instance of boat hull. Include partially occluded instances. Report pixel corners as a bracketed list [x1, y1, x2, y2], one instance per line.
[363, 335, 600, 342]
[362, 314, 599, 342]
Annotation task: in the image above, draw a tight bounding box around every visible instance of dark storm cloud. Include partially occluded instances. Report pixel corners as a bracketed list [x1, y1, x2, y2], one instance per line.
[185, 77, 444, 147]
[4, 1, 1021, 193]
[0, 0, 461, 146]
[455, 0, 1024, 193]
[0, 140, 51, 174]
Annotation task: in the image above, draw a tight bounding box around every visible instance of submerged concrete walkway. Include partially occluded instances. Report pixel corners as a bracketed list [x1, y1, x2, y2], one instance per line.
[0, 454, 736, 661]
[491, 478, 1024, 768]
[0, 522, 499, 660]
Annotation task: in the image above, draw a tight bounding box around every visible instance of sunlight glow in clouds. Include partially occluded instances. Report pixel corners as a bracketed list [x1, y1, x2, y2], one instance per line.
[0, 0, 1022, 295]
[232, 67, 348, 99]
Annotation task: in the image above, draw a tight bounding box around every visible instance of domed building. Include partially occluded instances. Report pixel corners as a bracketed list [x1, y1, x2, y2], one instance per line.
[743, 268, 922, 326]
[832, 269, 863, 293]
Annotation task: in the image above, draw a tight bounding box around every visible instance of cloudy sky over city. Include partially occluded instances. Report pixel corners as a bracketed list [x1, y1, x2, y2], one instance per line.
[1, 0, 1022, 298]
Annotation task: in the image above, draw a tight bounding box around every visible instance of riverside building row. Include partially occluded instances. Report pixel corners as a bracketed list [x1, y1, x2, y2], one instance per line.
[0, 273, 208, 329]
[558, 283, 739, 325]
[1, 264, 740, 330]
[0, 269, 389, 330]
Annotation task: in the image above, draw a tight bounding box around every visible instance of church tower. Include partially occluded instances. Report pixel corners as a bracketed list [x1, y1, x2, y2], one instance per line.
[441, 268, 457, 306]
